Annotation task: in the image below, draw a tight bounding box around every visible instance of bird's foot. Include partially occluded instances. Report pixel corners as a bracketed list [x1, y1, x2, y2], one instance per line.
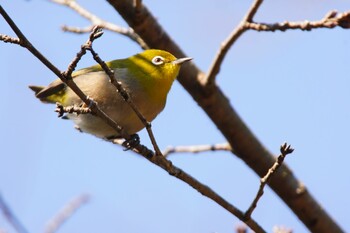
[122, 134, 140, 151]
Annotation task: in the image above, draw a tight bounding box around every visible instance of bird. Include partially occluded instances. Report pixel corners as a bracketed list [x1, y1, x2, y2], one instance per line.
[29, 49, 192, 139]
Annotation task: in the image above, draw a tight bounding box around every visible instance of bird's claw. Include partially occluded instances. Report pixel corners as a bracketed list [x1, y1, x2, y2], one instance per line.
[122, 134, 140, 151]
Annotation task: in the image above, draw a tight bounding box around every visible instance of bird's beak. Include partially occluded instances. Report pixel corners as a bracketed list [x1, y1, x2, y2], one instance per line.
[172, 57, 193, 65]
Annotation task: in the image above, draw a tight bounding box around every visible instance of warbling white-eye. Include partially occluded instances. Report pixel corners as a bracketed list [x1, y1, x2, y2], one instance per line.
[29, 49, 192, 139]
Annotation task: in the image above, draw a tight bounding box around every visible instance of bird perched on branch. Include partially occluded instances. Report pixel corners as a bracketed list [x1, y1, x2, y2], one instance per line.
[29, 49, 192, 139]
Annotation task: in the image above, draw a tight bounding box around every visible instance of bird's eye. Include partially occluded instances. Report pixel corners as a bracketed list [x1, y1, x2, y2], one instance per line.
[152, 56, 165, 65]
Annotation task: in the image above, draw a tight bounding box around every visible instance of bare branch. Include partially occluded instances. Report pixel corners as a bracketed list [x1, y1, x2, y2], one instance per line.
[0, 194, 29, 233]
[61, 25, 94, 34]
[244, 143, 294, 220]
[243, 0, 263, 22]
[45, 194, 90, 233]
[205, 6, 350, 85]
[0, 34, 22, 45]
[49, 0, 149, 49]
[63, 27, 132, 139]
[163, 142, 232, 157]
[246, 10, 350, 31]
[55, 103, 92, 117]
[84, 26, 162, 155]
[205, 0, 263, 85]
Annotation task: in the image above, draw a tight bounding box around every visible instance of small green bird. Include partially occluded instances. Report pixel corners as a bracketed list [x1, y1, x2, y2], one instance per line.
[29, 49, 192, 139]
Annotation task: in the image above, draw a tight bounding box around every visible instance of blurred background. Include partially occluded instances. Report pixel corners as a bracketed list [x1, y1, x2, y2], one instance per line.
[1, 1, 349, 232]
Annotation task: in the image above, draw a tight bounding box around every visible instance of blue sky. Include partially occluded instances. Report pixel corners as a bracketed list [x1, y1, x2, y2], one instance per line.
[1, 1, 349, 232]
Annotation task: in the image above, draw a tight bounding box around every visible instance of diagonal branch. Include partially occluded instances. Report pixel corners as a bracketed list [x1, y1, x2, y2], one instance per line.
[45, 194, 90, 233]
[84, 29, 161, 155]
[49, 0, 149, 49]
[0, 194, 29, 233]
[205, 0, 263, 85]
[244, 143, 294, 220]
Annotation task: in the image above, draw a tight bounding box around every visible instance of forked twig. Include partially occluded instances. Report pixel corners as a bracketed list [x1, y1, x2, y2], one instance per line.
[205, 1, 350, 85]
[205, 0, 263, 85]
[247, 10, 350, 31]
[244, 143, 294, 219]
[50, 0, 149, 49]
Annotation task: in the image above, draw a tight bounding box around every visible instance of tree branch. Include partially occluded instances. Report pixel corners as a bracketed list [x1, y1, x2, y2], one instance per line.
[45, 194, 90, 233]
[205, 7, 350, 85]
[246, 10, 350, 31]
[55, 102, 92, 117]
[205, 0, 263, 85]
[244, 143, 294, 220]
[107, 1, 345, 232]
[83, 36, 161, 154]
[0, 34, 22, 45]
[0, 194, 29, 233]
[163, 142, 232, 157]
[49, 0, 149, 49]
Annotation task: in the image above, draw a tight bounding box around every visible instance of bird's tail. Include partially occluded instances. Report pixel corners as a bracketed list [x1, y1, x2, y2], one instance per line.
[29, 85, 65, 104]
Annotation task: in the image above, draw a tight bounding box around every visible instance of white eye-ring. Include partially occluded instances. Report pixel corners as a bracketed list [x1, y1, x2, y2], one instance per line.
[152, 56, 165, 65]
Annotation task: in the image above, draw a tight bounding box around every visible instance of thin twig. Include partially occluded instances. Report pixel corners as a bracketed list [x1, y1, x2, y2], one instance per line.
[244, 143, 294, 220]
[55, 103, 92, 117]
[85, 30, 162, 155]
[246, 10, 350, 31]
[205, 0, 263, 85]
[205, 4, 350, 86]
[45, 194, 90, 233]
[61, 25, 94, 34]
[163, 142, 232, 157]
[62, 28, 132, 139]
[0, 194, 29, 233]
[0, 34, 22, 45]
[50, 0, 149, 49]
